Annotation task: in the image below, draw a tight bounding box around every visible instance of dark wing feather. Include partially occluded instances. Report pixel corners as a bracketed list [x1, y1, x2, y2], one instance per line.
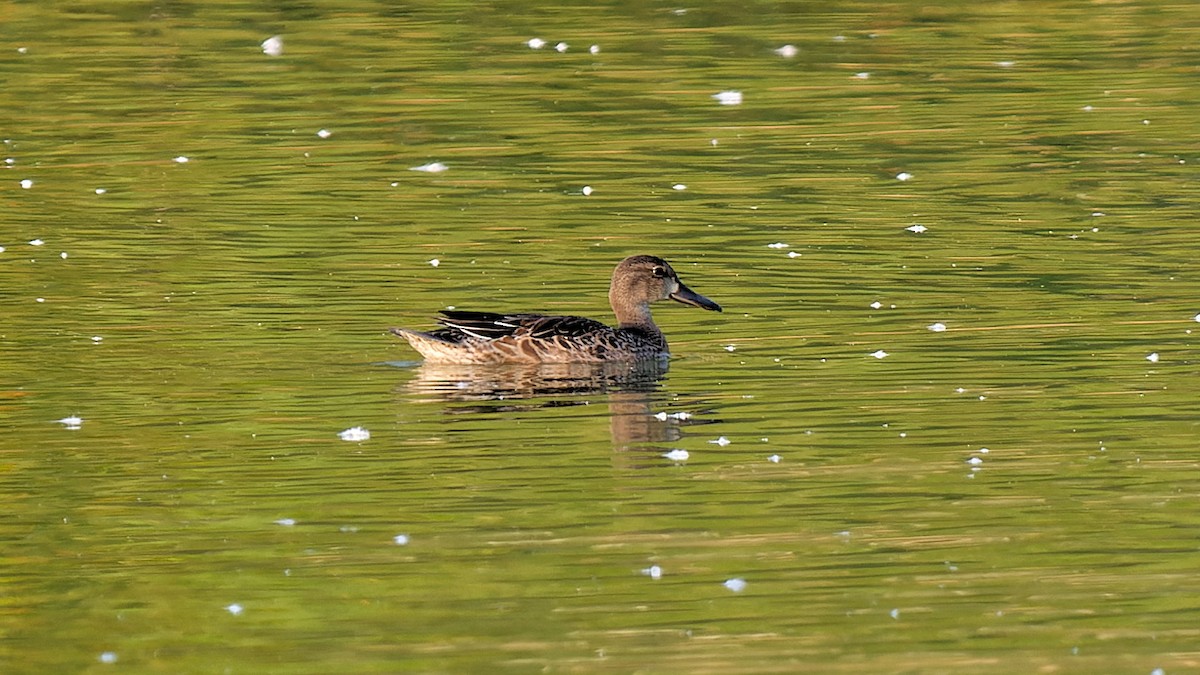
[437, 310, 611, 342]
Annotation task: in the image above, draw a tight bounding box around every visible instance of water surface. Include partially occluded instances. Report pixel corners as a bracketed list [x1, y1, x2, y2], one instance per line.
[3, 1, 1200, 672]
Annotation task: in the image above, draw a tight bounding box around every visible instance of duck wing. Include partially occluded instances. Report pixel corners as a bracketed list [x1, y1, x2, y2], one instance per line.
[436, 310, 610, 342]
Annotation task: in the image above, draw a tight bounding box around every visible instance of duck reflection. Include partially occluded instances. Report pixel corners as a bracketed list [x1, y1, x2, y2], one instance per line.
[399, 358, 706, 450]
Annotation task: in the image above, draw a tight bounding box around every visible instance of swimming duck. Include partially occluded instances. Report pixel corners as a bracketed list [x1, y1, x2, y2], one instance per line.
[390, 255, 722, 364]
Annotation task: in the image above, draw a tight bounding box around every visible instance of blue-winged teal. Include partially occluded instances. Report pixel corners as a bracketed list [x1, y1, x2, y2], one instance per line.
[390, 255, 722, 364]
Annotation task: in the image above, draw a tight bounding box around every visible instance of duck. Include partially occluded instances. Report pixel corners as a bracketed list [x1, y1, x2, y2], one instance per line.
[390, 255, 722, 364]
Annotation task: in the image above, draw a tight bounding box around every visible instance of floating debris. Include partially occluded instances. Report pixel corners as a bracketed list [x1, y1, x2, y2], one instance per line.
[906, 224, 927, 233]
[928, 322, 947, 332]
[1194, 313, 1200, 323]
[91, 336, 103, 343]
[581, 185, 593, 196]
[98, 652, 118, 664]
[527, 38, 546, 49]
[274, 518, 296, 527]
[767, 454, 781, 463]
[723, 578, 747, 593]
[173, 155, 189, 163]
[672, 183, 687, 191]
[428, 258, 440, 267]
[775, 44, 798, 58]
[29, 238, 44, 246]
[967, 457, 983, 466]
[854, 72, 871, 80]
[226, 603, 244, 616]
[555, 42, 569, 53]
[712, 90, 743, 106]
[870, 301, 882, 309]
[393, 534, 410, 545]
[724, 345, 736, 352]
[589, 45, 600, 55]
[870, 350, 889, 359]
[261, 35, 284, 57]
[654, 411, 693, 421]
[316, 129, 332, 139]
[1146, 352, 1159, 363]
[890, 608, 901, 619]
[19, 179, 32, 189]
[767, 242, 789, 249]
[895, 172, 913, 181]
[642, 565, 663, 579]
[787, 251, 800, 258]
[56, 415, 83, 429]
[663, 449, 689, 461]
[60, 252, 67, 259]
[95, 188, 107, 195]
[338, 426, 370, 442]
[709, 436, 731, 446]
[995, 61, 1015, 68]
[1082, 105, 1094, 112]
[409, 162, 448, 173]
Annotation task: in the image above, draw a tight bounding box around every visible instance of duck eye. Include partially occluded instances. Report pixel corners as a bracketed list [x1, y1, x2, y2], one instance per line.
[652, 267, 667, 278]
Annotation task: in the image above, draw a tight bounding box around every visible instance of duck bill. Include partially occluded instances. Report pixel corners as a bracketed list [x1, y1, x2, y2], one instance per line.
[670, 284, 722, 312]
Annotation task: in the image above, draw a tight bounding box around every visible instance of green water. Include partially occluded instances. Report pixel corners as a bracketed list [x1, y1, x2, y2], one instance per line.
[3, 1, 1200, 672]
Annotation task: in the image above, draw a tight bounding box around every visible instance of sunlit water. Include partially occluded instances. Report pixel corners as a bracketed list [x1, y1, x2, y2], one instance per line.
[3, 1, 1200, 672]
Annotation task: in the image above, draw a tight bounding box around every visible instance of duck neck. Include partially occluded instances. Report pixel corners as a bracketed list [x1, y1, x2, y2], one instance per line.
[611, 294, 661, 334]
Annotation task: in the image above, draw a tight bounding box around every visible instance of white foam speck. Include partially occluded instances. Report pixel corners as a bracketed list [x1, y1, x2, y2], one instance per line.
[995, 61, 1015, 68]
[1082, 105, 1094, 112]
[59, 251, 67, 259]
[173, 155, 189, 163]
[275, 518, 296, 526]
[57, 415, 83, 428]
[854, 72, 871, 79]
[394, 534, 410, 545]
[91, 336, 103, 343]
[724, 345, 736, 352]
[672, 183, 687, 191]
[29, 238, 44, 246]
[410, 162, 448, 173]
[527, 38, 546, 49]
[723, 578, 747, 592]
[19, 179, 33, 189]
[555, 42, 569, 52]
[581, 185, 593, 196]
[338, 426, 370, 441]
[98, 652, 117, 664]
[967, 457, 983, 466]
[890, 608, 901, 619]
[906, 224, 927, 233]
[709, 436, 731, 446]
[1146, 352, 1159, 363]
[428, 258, 440, 267]
[663, 449, 689, 461]
[316, 129, 332, 139]
[226, 603, 244, 616]
[261, 35, 284, 56]
[767, 242, 789, 249]
[928, 322, 947, 332]
[787, 251, 800, 258]
[94, 187, 107, 195]
[767, 454, 781, 463]
[895, 172, 913, 181]
[642, 565, 663, 579]
[712, 90, 743, 105]
[870, 350, 889, 359]
[775, 44, 798, 58]
[870, 301, 882, 309]
[589, 44, 600, 55]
